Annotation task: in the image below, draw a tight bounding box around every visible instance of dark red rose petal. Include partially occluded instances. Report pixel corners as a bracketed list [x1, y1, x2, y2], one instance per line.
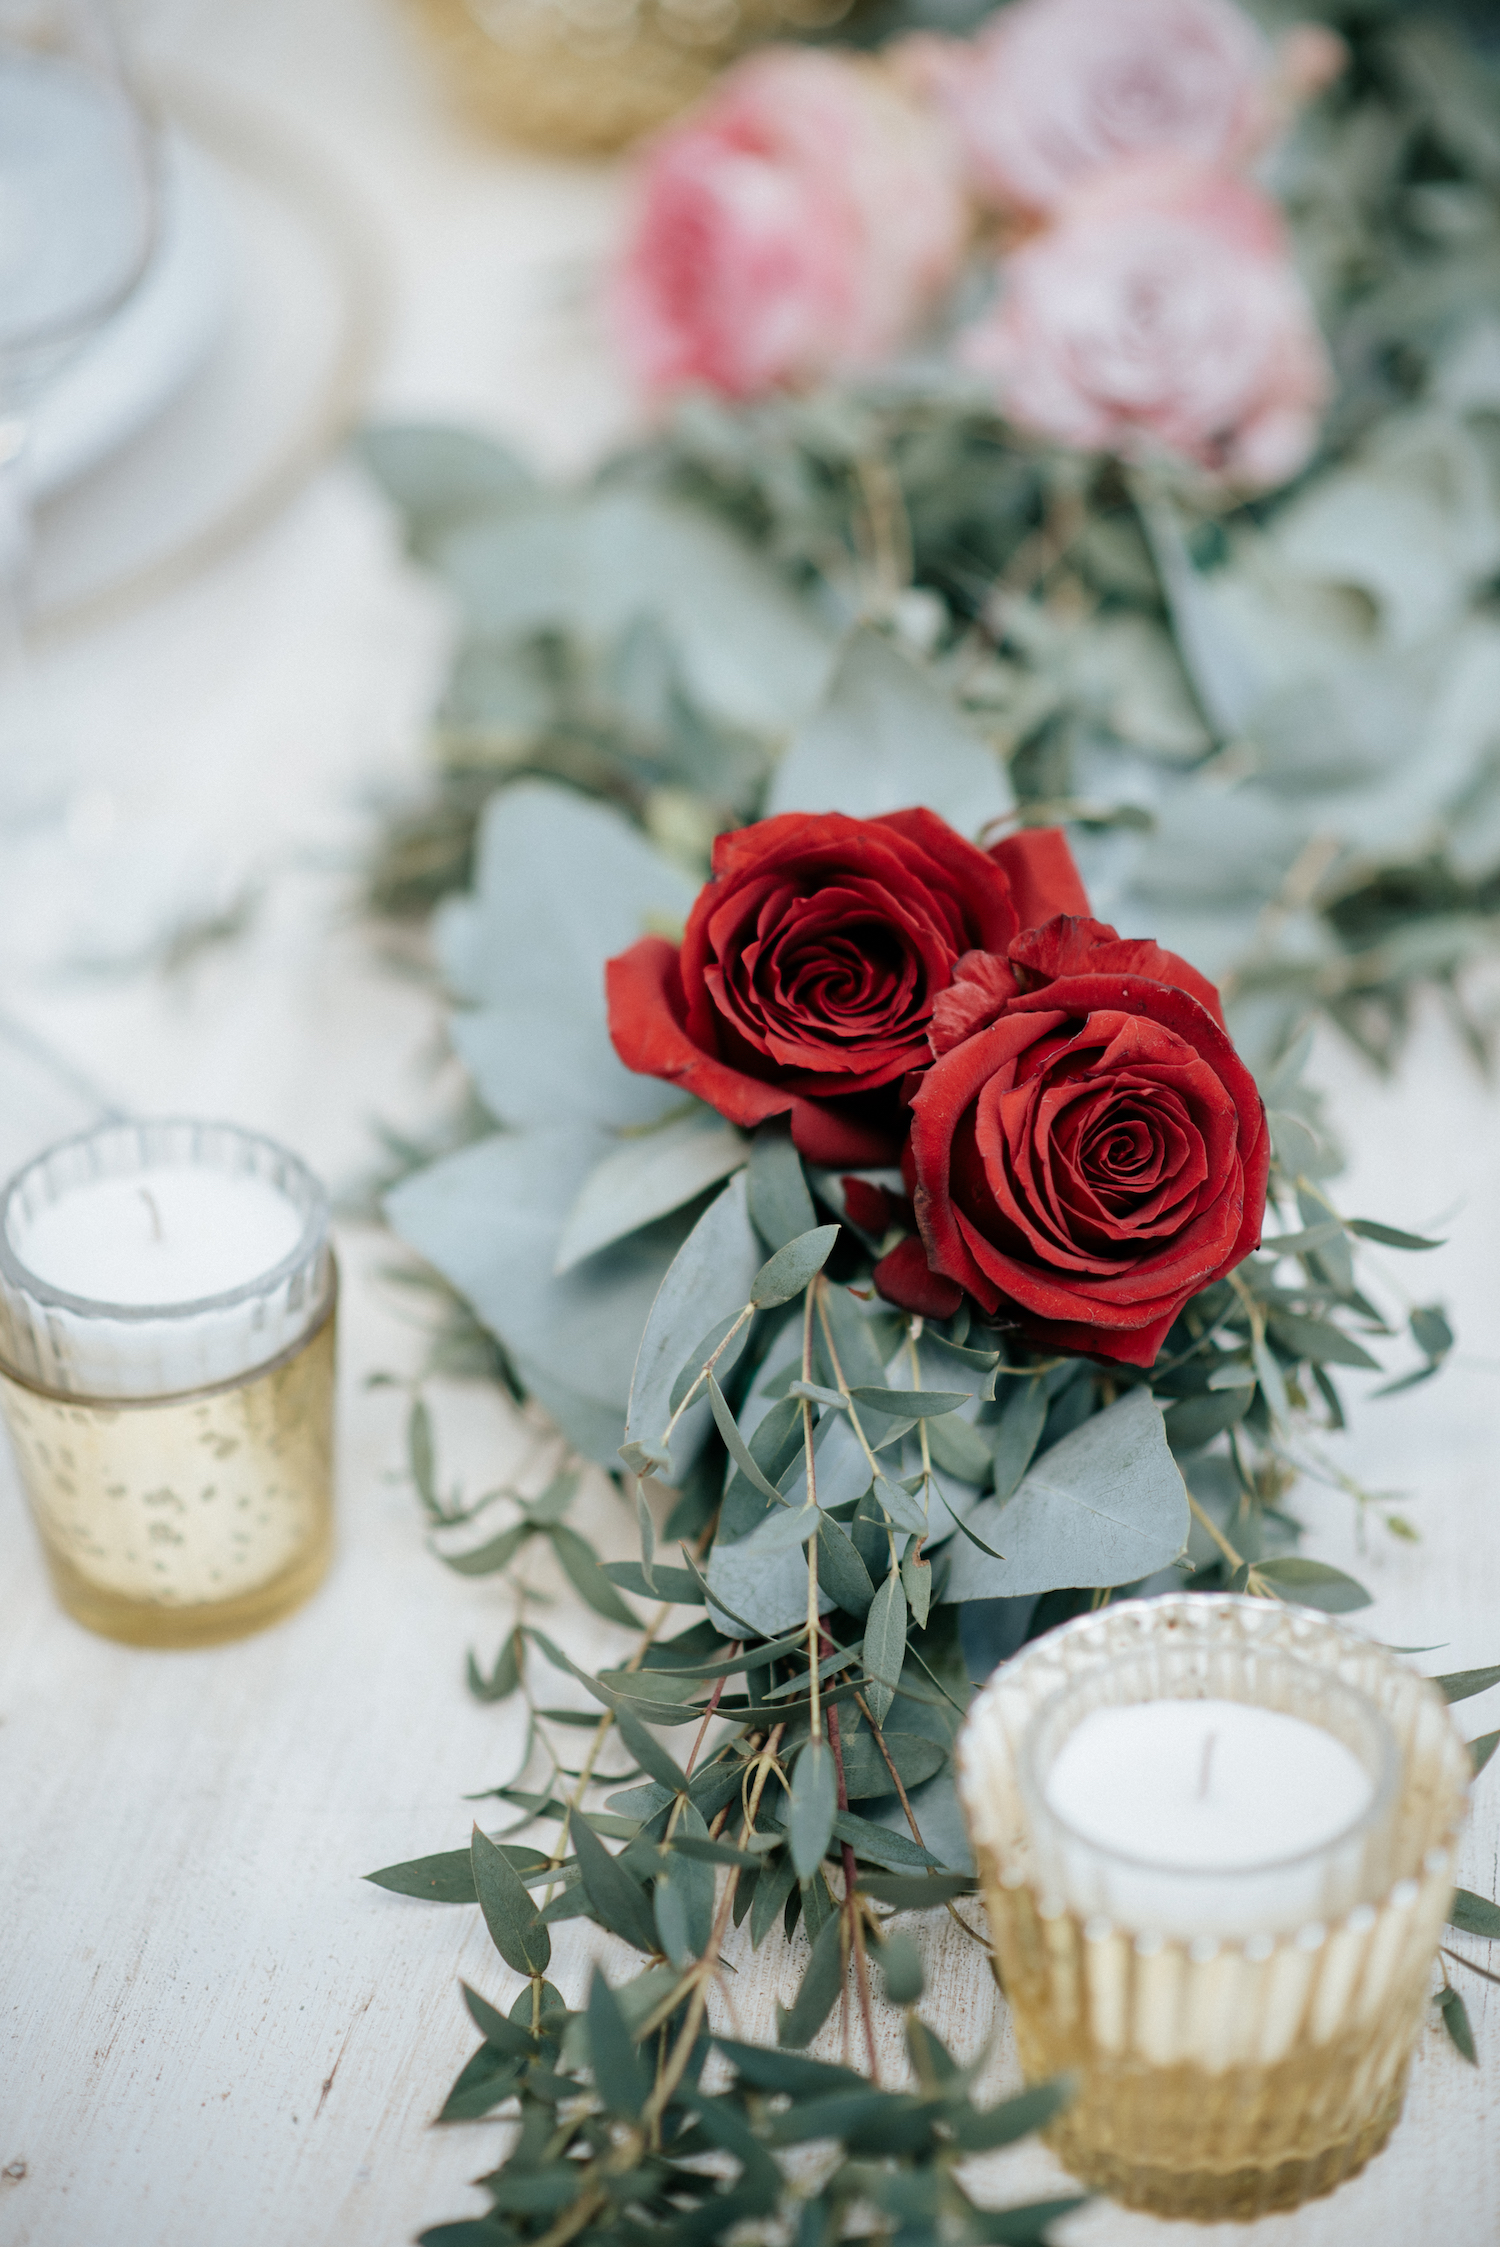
[874, 1234, 964, 1320]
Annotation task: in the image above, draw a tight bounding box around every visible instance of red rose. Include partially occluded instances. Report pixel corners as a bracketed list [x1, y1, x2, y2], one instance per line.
[875, 914, 1269, 1364]
[607, 811, 1087, 1165]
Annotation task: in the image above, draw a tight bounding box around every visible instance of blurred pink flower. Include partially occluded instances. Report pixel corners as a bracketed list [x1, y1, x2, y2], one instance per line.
[612, 49, 967, 399]
[960, 159, 1331, 488]
[903, 0, 1316, 215]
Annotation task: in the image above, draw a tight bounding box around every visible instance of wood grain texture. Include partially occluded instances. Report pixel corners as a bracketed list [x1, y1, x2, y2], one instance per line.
[2, 3, 1499, 2239]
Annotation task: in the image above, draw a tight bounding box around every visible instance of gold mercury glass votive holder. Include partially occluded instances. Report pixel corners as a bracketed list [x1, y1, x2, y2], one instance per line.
[0, 1121, 337, 1649]
[956, 1595, 1470, 2223]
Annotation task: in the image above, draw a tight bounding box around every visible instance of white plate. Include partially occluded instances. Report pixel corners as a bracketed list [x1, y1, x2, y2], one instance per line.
[29, 86, 383, 638]
[29, 132, 229, 501]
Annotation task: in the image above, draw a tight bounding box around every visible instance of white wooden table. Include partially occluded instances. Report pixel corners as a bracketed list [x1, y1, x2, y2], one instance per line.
[3, 5, 1499, 2240]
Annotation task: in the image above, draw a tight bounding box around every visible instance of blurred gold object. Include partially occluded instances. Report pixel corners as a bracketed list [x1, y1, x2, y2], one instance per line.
[406, 0, 853, 155]
[957, 1597, 1470, 2221]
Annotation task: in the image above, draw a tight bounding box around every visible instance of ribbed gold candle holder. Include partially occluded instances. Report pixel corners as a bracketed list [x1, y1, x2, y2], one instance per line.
[957, 1596, 1470, 2222]
[0, 1121, 338, 1648]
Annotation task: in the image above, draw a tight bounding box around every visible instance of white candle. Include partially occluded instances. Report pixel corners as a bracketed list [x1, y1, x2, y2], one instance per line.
[1041, 1697, 1377, 1938]
[0, 1120, 331, 1398]
[16, 1167, 305, 1306]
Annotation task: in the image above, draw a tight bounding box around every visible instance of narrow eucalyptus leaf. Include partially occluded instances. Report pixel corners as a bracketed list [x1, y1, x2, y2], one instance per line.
[409, 1398, 437, 1509]
[612, 1703, 690, 1797]
[467, 1634, 521, 1704]
[636, 1488, 657, 1591]
[901, 1549, 932, 1630]
[461, 1983, 537, 2057]
[1347, 1219, 1443, 1251]
[871, 1473, 928, 1537]
[366, 1850, 477, 1903]
[604, 1560, 705, 1604]
[714, 2035, 864, 2095]
[875, 1930, 924, 2005]
[790, 1741, 837, 1880]
[1434, 1664, 1500, 1706]
[852, 1386, 969, 1417]
[471, 1826, 551, 1977]
[856, 1872, 976, 1908]
[546, 1525, 641, 1627]
[949, 2080, 1073, 2154]
[748, 1121, 817, 1248]
[437, 1521, 529, 1578]
[861, 1569, 907, 1728]
[1438, 1983, 1478, 2065]
[817, 1515, 876, 1620]
[588, 1969, 650, 2118]
[570, 1813, 660, 1953]
[1449, 1888, 1500, 1939]
[751, 1225, 841, 1307]
[708, 1375, 784, 1504]
[776, 1908, 845, 2047]
[1253, 1556, 1372, 1612]
[831, 1811, 941, 1869]
[1469, 1731, 1500, 1778]
[669, 1309, 750, 1415]
[990, 1376, 1047, 1501]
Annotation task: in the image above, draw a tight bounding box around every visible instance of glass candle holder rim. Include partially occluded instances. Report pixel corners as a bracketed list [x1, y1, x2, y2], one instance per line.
[1017, 1645, 1402, 1891]
[0, 1116, 331, 1329]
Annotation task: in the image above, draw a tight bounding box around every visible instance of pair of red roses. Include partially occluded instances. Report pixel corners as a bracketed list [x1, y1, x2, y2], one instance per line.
[606, 808, 1268, 1367]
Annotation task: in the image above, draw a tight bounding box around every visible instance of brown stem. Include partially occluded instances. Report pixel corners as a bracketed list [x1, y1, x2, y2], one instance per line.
[683, 1655, 735, 1778]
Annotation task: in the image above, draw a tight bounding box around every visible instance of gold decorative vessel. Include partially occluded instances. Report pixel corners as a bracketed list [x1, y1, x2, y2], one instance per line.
[957, 1596, 1470, 2222]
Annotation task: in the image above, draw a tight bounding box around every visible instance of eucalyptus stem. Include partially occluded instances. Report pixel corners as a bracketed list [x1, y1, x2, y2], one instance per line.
[801, 1282, 821, 1740]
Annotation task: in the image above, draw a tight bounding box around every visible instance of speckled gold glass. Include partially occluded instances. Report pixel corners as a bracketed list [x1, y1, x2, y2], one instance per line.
[0, 1299, 336, 1646]
[0, 1122, 337, 1648]
[957, 1597, 1470, 2223]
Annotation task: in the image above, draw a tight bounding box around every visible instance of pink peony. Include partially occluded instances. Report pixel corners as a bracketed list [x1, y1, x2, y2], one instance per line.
[612, 49, 967, 399]
[903, 0, 1319, 216]
[960, 159, 1331, 489]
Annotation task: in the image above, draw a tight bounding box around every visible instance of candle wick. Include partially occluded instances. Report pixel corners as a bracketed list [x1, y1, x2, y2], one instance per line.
[137, 1187, 164, 1243]
[1198, 1731, 1216, 1799]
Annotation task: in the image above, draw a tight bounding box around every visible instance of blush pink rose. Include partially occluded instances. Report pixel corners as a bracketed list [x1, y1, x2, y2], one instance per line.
[901, 0, 1335, 216]
[960, 159, 1331, 488]
[612, 49, 967, 399]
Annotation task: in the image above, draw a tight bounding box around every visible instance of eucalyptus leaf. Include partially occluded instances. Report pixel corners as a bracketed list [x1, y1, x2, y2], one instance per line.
[1449, 1888, 1500, 1939]
[624, 1174, 763, 1483]
[588, 1969, 650, 2119]
[570, 1814, 661, 1954]
[989, 1378, 1048, 1502]
[748, 1122, 817, 1248]
[751, 1225, 841, 1307]
[862, 1570, 908, 1730]
[553, 1111, 749, 1275]
[1437, 1983, 1478, 2065]
[471, 1826, 551, 1977]
[789, 1742, 837, 1880]
[776, 1907, 845, 2048]
[768, 627, 1010, 834]
[853, 1386, 970, 1418]
[946, 1389, 1188, 1599]
[1435, 1664, 1500, 1705]
[1252, 1556, 1372, 1612]
[817, 1514, 877, 1621]
[546, 1525, 640, 1628]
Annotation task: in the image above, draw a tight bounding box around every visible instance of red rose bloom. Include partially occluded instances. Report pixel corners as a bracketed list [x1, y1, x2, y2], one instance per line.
[607, 810, 1087, 1165]
[876, 913, 1269, 1364]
